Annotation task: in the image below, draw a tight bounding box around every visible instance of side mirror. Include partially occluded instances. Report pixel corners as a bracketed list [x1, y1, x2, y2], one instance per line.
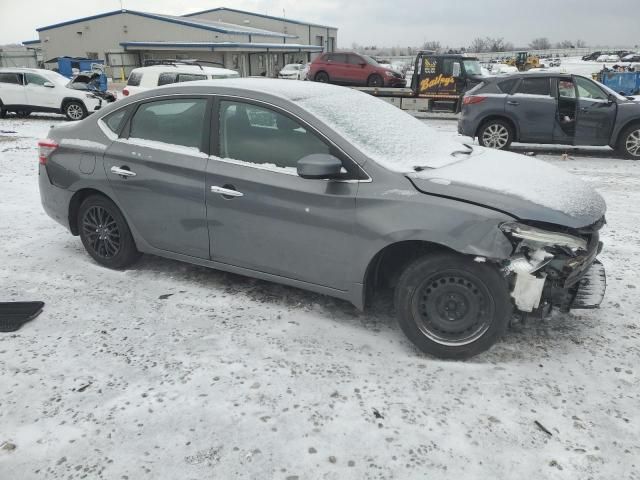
[608, 93, 616, 104]
[359, 62, 366, 67]
[43, 82, 55, 88]
[297, 154, 342, 179]
[452, 63, 461, 78]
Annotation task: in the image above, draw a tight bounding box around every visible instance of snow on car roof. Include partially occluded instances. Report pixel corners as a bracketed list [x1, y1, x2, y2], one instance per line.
[132, 64, 238, 75]
[173, 78, 463, 170]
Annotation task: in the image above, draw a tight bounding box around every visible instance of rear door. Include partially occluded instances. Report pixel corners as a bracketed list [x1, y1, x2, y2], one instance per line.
[0, 72, 27, 106]
[103, 96, 211, 258]
[326, 53, 348, 83]
[573, 76, 617, 146]
[206, 98, 360, 290]
[24, 72, 58, 109]
[507, 77, 556, 142]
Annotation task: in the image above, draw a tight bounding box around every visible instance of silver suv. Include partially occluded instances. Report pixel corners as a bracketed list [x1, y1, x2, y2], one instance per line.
[38, 79, 607, 359]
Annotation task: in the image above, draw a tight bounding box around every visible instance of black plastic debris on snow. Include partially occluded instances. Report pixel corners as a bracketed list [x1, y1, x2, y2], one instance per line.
[0, 302, 44, 332]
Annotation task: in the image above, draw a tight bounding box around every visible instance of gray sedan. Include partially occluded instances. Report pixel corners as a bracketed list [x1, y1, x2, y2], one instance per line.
[39, 79, 606, 359]
[458, 73, 640, 159]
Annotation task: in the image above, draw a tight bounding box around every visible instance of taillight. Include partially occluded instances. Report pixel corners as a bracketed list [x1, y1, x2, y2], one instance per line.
[463, 95, 487, 105]
[38, 140, 58, 165]
[122, 88, 129, 96]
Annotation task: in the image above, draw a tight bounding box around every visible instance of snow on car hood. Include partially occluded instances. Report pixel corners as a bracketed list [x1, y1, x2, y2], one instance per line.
[409, 148, 606, 229]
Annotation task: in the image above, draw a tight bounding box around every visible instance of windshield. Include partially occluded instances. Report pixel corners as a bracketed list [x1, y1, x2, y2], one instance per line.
[283, 64, 302, 70]
[363, 55, 380, 66]
[299, 87, 462, 171]
[462, 60, 483, 76]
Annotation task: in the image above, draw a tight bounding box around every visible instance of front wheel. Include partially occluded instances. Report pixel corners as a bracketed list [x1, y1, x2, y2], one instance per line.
[367, 74, 384, 87]
[618, 124, 640, 159]
[78, 195, 141, 269]
[395, 253, 512, 359]
[64, 101, 87, 121]
[478, 119, 513, 150]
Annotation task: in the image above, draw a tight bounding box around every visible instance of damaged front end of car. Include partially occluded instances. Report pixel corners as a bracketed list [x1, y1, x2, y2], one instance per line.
[499, 219, 607, 316]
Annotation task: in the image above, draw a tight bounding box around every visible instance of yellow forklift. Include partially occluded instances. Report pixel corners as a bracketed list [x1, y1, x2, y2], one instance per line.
[507, 52, 540, 71]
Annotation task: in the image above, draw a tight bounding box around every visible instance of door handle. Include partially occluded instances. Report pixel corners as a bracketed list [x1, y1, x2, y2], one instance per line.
[110, 166, 136, 177]
[507, 100, 519, 106]
[210, 186, 244, 197]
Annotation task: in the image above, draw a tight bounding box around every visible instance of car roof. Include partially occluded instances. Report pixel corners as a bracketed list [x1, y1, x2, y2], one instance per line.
[0, 67, 52, 73]
[486, 71, 581, 81]
[131, 64, 238, 75]
[123, 77, 354, 103]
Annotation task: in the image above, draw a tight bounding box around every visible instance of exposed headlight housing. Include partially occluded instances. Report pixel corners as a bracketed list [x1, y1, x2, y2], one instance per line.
[500, 222, 587, 251]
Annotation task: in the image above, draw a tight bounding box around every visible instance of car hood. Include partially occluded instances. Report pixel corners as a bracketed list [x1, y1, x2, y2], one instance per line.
[407, 147, 606, 229]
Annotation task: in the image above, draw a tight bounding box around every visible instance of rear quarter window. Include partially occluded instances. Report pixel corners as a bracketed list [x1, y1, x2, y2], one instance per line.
[497, 78, 518, 94]
[126, 71, 142, 86]
[157, 72, 178, 86]
[515, 77, 550, 96]
[103, 108, 129, 135]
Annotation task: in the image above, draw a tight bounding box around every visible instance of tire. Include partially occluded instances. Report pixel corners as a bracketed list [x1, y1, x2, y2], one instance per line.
[78, 195, 141, 269]
[394, 253, 512, 359]
[16, 110, 31, 118]
[314, 71, 329, 83]
[477, 119, 514, 150]
[367, 74, 384, 87]
[617, 123, 640, 160]
[64, 101, 87, 121]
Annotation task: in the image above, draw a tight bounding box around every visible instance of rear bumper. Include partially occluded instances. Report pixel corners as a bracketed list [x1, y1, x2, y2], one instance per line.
[457, 115, 477, 136]
[39, 165, 73, 231]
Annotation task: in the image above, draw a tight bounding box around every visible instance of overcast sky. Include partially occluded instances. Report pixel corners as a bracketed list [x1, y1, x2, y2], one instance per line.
[0, 0, 637, 48]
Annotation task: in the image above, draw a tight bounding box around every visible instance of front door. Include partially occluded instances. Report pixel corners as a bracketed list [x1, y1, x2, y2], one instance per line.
[206, 99, 359, 290]
[103, 97, 210, 258]
[507, 76, 556, 142]
[24, 72, 58, 109]
[573, 75, 617, 146]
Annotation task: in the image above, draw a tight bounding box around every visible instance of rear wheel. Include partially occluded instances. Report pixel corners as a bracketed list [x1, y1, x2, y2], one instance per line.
[395, 253, 511, 359]
[78, 195, 141, 269]
[314, 71, 329, 83]
[618, 123, 640, 159]
[367, 74, 384, 87]
[64, 101, 87, 121]
[478, 119, 513, 150]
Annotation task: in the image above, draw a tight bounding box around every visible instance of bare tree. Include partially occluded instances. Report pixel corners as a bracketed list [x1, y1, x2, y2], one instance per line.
[422, 41, 441, 52]
[575, 39, 587, 48]
[469, 37, 488, 53]
[555, 40, 574, 49]
[529, 37, 551, 50]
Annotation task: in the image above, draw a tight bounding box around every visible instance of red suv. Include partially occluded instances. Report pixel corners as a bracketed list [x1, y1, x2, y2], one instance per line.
[309, 52, 406, 88]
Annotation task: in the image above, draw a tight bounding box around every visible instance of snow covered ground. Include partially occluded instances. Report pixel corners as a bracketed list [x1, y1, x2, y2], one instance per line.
[1, 113, 639, 479]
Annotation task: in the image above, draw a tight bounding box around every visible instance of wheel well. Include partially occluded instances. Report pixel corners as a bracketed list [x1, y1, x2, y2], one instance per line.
[362, 240, 455, 308]
[68, 188, 109, 235]
[613, 119, 640, 147]
[476, 115, 518, 141]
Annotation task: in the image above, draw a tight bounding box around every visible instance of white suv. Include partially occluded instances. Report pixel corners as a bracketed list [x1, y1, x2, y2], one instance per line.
[0, 68, 103, 121]
[123, 64, 240, 96]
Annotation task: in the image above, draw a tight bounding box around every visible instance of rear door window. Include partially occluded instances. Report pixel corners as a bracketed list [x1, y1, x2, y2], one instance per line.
[129, 98, 208, 150]
[0, 72, 23, 84]
[515, 78, 550, 96]
[177, 74, 207, 83]
[157, 72, 178, 86]
[328, 54, 346, 63]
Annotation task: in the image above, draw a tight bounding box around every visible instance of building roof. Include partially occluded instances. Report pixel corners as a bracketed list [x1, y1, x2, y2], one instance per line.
[120, 41, 324, 52]
[35, 9, 297, 38]
[182, 7, 336, 29]
[22, 39, 41, 46]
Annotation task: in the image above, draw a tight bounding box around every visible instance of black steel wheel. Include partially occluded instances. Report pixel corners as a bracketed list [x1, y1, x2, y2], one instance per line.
[395, 253, 511, 359]
[367, 74, 384, 87]
[314, 71, 329, 83]
[78, 195, 140, 269]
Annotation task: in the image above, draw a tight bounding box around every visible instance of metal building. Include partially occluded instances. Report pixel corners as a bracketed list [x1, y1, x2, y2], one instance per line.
[26, 8, 337, 79]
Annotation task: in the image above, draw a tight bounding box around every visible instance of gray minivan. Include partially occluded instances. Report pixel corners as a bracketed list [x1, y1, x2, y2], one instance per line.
[38, 79, 607, 359]
[458, 72, 640, 158]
